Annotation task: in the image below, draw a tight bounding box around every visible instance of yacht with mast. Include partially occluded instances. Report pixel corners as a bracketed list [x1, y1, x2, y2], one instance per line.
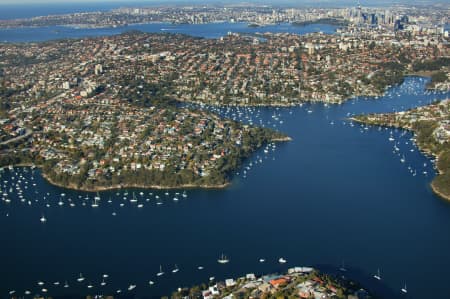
[373, 269, 381, 280]
[401, 283, 407, 294]
[172, 264, 179, 273]
[130, 192, 138, 203]
[217, 254, 230, 264]
[157, 265, 164, 276]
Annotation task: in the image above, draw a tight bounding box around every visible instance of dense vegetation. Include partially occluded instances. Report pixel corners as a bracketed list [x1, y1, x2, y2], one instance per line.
[412, 57, 450, 72]
[0, 107, 288, 190]
[117, 74, 178, 107]
[371, 62, 405, 92]
[38, 125, 284, 190]
[412, 121, 450, 199]
[434, 150, 450, 197]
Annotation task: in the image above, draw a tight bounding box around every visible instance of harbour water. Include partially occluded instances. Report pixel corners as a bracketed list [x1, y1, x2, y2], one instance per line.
[0, 22, 338, 43]
[0, 8, 450, 297]
[1, 76, 450, 299]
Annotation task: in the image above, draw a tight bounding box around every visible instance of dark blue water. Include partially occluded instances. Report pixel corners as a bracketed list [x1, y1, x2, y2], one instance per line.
[1, 76, 449, 299]
[0, 22, 338, 43]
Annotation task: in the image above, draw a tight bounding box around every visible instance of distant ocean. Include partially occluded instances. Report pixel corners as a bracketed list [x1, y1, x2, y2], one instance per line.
[0, 0, 432, 20]
[0, 2, 170, 20]
[0, 1, 243, 20]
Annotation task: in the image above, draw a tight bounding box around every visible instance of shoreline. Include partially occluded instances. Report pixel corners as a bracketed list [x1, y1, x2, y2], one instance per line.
[431, 179, 450, 202]
[0, 19, 333, 31]
[174, 91, 389, 108]
[41, 171, 231, 192]
[271, 136, 293, 142]
[1, 163, 231, 192]
[430, 153, 450, 202]
[349, 117, 450, 202]
[1, 132, 291, 193]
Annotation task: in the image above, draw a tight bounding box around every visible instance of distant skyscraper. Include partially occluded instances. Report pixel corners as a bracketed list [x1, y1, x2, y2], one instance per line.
[356, 0, 362, 24]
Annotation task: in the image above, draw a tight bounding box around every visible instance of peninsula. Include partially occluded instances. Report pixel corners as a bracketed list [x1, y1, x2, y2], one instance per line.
[353, 99, 450, 201]
[0, 33, 295, 191]
[165, 267, 372, 299]
[0, 95, 288, 191]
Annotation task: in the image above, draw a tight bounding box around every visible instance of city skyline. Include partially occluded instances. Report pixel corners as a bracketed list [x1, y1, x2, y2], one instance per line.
[0, 0, 446, 6]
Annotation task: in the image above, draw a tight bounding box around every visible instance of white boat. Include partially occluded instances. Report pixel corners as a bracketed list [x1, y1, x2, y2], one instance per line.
[218, 254, 229, 264]
[101, 279, 106, 286]
[278, 257, 287, 264]
[40, 215, 47, 223]
[149, 280, 154, 285]
[37, 281, 45, 286]
[130, 192, 138, 203]
[259, 258, 265, 263]
[172, 264, 179, 273]
[373, 269, 381, 280]
[401, 283, 407, 293]
[25, 290, 31, 295]
[87, 284, 93, 289]
[209, 276, 215, 281]
[64, 281, 69, 288]
[77, 273, 85, 282]
[103, 274, 109, 278]
[157, 265, 164, 276]
[339, 261, 347, 272]
[128, 284, 137, 291]
[91, 197, 99, 208]
[138, 204, 144, 208]
[197, 266, 204, 270]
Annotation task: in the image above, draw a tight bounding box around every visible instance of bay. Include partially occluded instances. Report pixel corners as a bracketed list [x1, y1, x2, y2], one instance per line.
[0, 13, 449, 298]
[0, 22, 338, 43]
[0, 77, 449, 299]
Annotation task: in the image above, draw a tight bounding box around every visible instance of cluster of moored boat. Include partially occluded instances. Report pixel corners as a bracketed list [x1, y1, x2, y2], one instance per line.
[351, 123, 435, 178]
[6, 255, 292, 296]
[0, 167, 190, 221]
